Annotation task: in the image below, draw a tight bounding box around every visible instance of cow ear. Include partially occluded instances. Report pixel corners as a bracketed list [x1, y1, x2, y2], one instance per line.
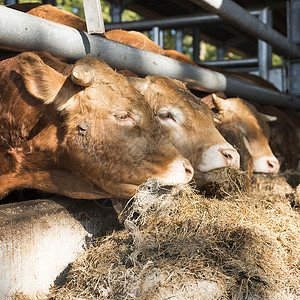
[259, 112, 277, 122]
[212, 93, 228, 111]
[18, 52, 68, 105]
[127, 77, 149, 93]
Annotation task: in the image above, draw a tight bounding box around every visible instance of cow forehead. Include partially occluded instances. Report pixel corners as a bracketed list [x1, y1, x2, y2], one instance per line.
[73, 59, 151, 112]
[226, 98, 269, 137]
[148, 77, 213, 117]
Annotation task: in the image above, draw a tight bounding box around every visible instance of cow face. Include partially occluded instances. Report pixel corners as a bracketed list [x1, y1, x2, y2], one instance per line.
[128, 76, 240, 187]
[18, 53, 193, 198]
[212, 94, 280, 174]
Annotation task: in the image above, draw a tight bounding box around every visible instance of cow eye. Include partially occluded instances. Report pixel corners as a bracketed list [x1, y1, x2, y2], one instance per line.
[114, 111, 136, 124]
[159, 112, 174, 121]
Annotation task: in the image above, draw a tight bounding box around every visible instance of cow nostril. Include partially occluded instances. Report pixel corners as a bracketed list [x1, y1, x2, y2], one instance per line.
[220, 148, 234, 159]
[223, 152, 233, 159]
[183, 162, 194, 180]
[267, 159, 279, 171]
[219, 148, 240, 169]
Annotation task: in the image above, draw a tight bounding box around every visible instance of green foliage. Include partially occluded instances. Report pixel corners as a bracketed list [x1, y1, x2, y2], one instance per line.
[272, 53, 283, 66]
[121, 9, 142, 22]
[56, 0, 84, 19]
[183, 34, 193, 59]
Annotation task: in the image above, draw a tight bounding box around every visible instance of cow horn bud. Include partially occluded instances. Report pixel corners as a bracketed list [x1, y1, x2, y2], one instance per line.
[259, 112, 277, 122]
[71, 64, 95, 87]
[212, 93, 227, 111]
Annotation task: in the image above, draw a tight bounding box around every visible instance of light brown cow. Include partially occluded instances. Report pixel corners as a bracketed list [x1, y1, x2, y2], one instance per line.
[211, 94, 280, 174]
[127, 76, 240, 186]
[253, 103, 300, 171]
[0, 52, 193, 210]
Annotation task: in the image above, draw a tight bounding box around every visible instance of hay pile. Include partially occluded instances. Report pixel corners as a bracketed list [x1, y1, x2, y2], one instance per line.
[48, 171, 300, 300]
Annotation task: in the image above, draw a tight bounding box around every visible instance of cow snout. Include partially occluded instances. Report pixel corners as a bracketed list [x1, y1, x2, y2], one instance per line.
[267, 158, 280, 173]
[198, 144, 240, 173]
[219, 148, 240, 169]
[253, 156, 280, 174]
[156, 158, 194, 185]
[183, 160, 194, 182]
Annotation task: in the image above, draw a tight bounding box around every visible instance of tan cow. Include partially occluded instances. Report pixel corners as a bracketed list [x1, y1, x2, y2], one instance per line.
[0, 52, 193, 213]
[253, 103, 300, 171]
[211, 94, 280, 174]
[127, 76, 240, 187]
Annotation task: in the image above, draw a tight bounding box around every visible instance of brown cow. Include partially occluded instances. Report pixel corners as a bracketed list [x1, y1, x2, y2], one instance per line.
[0, 52, 193, 211]
[211, 94, 280, 174]
[253, 103, 300, 172]
[127, 76, 240, 187]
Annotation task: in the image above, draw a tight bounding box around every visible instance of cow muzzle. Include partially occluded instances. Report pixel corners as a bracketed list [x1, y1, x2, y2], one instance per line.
[197, 144, 240, 173]
[253, 156, 280, 174]
[156, 157, 194, 185]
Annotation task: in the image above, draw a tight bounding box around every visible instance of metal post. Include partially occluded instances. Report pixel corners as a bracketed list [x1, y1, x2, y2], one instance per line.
[175, 30, 183, 53]
[105, 11, 261, 31]
[159, 29, 164, 48]
[82, 0, 105, 34]
[258, 7, 272, 80]
[110, 2, 122, 23]
[217, 46, 225, 60]
[153, 26, 160, 45]
[288, 0, 300, 97]
[0, 7, 299, 109]
[190, 0, 300, 58]
[193, 27, 200, 62]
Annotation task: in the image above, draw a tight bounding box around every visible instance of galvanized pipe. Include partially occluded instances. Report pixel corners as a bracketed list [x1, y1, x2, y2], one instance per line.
[258, 7, 273, 80]
[190, 0, 300, 58]
[0, 7, 299, 109]
[200, 58, 258, 68]
[105, 11, 261, 31]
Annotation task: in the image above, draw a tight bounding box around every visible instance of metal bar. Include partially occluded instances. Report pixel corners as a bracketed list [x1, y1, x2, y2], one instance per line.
[82, 0, 105, 34]
[105, 10, 261, 31]
[153, 26, 160, 45]
[0, 7, 299, 109]
[190, 0, 300, 58]
[287, 0, 300, 97]
[192, 27, 200, 62]
[258, 7, 272, 80]
[175, 30, 183, 53]
[4, 0, 17, 4]
[200, 58, 258, 68]
[217, 47, 225, 60]
[110, 2, 122, 23]
[159, 29, 164, 48]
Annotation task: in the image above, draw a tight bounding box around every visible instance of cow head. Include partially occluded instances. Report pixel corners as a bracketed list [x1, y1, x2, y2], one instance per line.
[128, 76, 240, 186]
[18, 53, 193, 198]
[212, 94, 280, 174]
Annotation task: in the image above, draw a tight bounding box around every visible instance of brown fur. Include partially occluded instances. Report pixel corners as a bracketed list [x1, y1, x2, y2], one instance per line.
[254, 104, 300, 171]
[210, 95, 279, 174]
[27, 4, 87, 32]
[0, 52, 189, 210]
[128, 76, 239, 187]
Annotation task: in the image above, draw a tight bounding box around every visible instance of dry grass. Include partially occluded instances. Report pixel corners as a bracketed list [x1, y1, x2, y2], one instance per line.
[47, 170, 300, 300]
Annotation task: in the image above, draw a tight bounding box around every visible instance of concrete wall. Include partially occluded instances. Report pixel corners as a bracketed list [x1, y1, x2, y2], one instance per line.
[0, 198, 119, 299]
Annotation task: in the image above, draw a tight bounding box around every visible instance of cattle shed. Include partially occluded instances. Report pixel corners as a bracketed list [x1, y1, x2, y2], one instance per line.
[0, 0, 300, 299]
